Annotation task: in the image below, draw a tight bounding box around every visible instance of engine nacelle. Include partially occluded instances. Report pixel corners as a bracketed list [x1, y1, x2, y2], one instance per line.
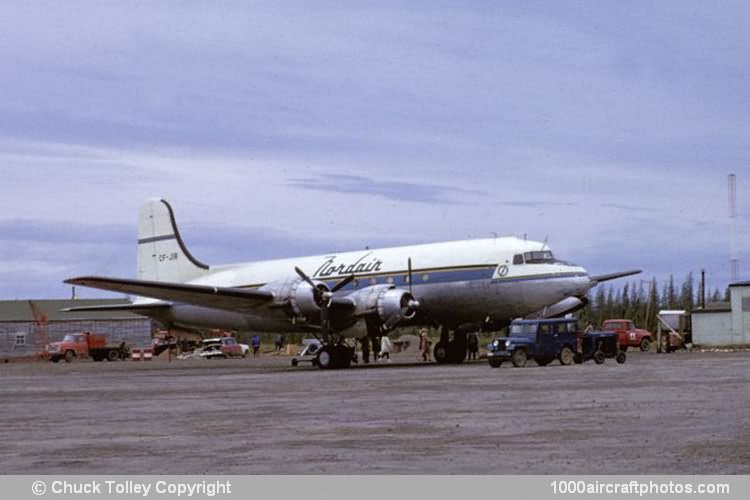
[259, 277, 329, 322]
[289, 280, 329, 320]
[345, 285, 419, 330]
[377, 288, 419, 330]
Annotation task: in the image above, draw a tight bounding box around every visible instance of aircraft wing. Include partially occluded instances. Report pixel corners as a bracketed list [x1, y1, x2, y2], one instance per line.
[61, 302, 172, 314]
[64, 276, 274, 314]
[590, 269, 642, 284]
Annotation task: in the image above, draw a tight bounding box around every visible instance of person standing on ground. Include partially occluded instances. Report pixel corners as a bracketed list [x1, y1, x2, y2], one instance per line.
[251, 334, 261, 357]
[371, 335, 380, 362]
[275, 334, 285, 352]
[380, 335, 393, 363]
[418, 329, 432, 362]
[467, 331, 479, 360]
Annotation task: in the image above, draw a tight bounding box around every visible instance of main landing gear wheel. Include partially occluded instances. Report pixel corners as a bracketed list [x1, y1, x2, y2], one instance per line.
[316, 346, 334, 369]
[333, 345, 352, 369]
[433, 342, 450, 364]
[433, 341, 467, 364]
[433, 327, 468, 364]
[316, 345, 354, 370]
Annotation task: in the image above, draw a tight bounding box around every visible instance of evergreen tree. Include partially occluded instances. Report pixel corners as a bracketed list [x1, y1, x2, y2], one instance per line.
[594, 286, 606, 326]
[631, 281, 644, 326]
[614, 288, 623, 317]
[680, 272, 695, 312]
[645, 277, 659, 332]
[579, 275, 733, 329]
[666, 275, 677, 309]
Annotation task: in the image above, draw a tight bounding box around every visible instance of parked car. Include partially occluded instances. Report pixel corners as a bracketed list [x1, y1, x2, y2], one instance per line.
[199, 343, 227, 359]
[487, 319, 580, 368]
[602, 319, 654, 352]
[238, 342, 250, 357]
[201, 336, 245, 358]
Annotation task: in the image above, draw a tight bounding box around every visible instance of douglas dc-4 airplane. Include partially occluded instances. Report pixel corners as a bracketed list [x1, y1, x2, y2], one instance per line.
[65, 199, 640, 369]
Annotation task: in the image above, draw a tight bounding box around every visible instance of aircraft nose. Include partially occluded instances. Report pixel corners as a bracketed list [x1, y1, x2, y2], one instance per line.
[575, 267, 595, 295]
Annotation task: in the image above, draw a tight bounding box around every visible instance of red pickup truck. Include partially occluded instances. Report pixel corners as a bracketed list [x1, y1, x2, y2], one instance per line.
[602, 320, 654, 352]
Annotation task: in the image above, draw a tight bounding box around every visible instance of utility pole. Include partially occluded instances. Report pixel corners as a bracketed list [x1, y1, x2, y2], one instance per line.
[729, 174, 739, 283]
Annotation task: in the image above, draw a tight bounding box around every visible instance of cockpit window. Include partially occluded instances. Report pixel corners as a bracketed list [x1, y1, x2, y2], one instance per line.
[513, 254, 524, 265]
[523, 251, 555, 263]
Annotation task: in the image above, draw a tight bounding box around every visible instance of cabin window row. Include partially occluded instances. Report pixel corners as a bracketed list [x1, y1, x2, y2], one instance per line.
[350, 274, 430, 287]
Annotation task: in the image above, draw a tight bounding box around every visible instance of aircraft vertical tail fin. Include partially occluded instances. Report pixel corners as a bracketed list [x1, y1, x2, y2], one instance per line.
[137, 199, 210, 283]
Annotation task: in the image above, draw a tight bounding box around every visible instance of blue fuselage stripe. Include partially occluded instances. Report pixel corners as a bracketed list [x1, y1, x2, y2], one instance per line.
[318, 267, 587, 291]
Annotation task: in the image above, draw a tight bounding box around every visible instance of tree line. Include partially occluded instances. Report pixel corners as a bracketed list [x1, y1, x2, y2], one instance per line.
[576, 272, 729, 332]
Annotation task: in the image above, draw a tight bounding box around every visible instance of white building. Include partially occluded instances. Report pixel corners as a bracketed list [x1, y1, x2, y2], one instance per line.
[692, 282, 750, 346]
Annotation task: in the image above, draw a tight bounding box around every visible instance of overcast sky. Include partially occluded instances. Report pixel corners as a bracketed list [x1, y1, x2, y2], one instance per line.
[0, 0, 748, 300]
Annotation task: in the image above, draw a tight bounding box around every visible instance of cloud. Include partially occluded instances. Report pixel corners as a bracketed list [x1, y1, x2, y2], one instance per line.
[599, 203, 661, 213]
[0, 220, 133, 244]
[497, 201, 578, 208]
[287, 174, 483, 204]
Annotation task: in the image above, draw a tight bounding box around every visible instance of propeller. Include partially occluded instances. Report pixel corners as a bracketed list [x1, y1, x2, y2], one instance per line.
[294, 266, 355, 338]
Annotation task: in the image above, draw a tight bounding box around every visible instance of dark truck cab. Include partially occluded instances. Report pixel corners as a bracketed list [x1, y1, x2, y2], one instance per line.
[487, 318, 625, 368]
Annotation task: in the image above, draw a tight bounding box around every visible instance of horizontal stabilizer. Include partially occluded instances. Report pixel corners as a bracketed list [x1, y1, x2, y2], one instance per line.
[590, 269, 641, 283]
[64, 276, 274, 314]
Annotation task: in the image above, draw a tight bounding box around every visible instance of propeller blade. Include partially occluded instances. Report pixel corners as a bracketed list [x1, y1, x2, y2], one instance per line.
[408, 257, 413, 295]
[331, 274, 355, 293]
[294, 266, 316, 288]
[294, 266, 335, 341]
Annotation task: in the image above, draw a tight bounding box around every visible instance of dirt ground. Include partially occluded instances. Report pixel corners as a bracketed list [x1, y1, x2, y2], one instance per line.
[1, 349, 748, 474]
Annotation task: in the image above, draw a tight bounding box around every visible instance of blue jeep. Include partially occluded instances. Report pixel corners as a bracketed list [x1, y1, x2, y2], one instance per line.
[487, 318, 624, 368]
